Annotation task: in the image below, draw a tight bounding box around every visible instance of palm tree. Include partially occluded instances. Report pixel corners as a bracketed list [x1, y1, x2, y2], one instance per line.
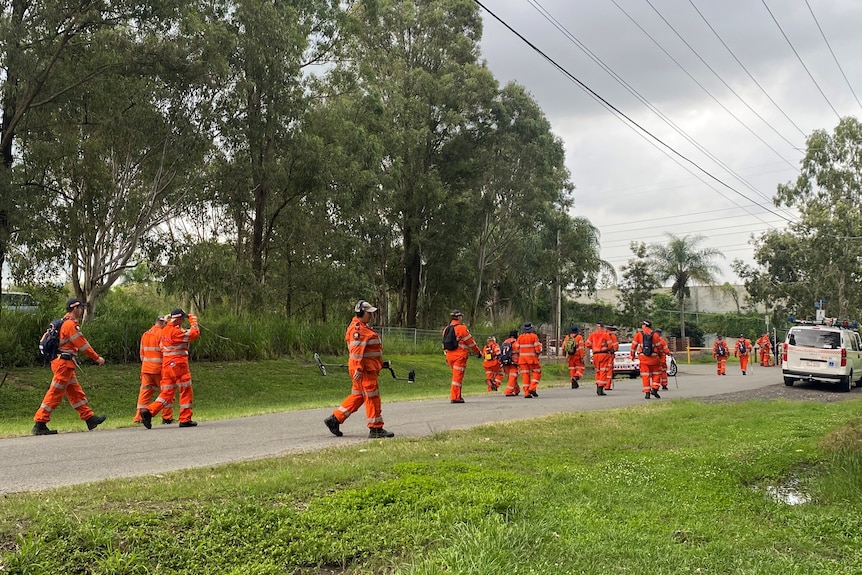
[650, 233, 724, 341]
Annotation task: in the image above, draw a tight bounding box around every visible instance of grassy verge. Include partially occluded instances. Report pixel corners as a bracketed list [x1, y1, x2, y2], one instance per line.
[1, 397, 861, 573]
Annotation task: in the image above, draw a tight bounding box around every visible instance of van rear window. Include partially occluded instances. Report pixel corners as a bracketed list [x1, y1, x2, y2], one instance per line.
[788, 329, 840, 349]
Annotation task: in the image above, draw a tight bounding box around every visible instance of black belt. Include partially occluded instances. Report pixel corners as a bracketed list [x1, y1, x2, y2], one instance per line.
[58, 352, 74, 360]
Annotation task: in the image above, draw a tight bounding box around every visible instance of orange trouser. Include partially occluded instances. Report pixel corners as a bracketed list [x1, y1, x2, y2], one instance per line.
[503, 365, 520, 395]
[640, 357, 662, 392]
[592, 353, 613, 389]
[147, 361, 193, 423]
[483, 363, 503, 390]
[34, 359, 94, 423]
[760, 351, 770, 366]
[519, 364, 541, 395]
[334, 369, 383, 429]
[567, 355, 585, 379]
[715, 356, 727, 375]
[447, 354, 468, 401]
[659, 358, 668, 387]
[739, 355, 750, 372]
[135, 372, 173, 422]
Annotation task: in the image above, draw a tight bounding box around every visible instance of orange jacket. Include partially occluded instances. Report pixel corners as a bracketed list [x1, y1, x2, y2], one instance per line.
[713, 339, 729, 358]
[631, 327, 666, 362]
[562, 333, 585, 359]
[516, 332, 542, 367]
[160, 322, 200, 365]
[346, 318, 383, 374]
[139, 324, 164, 375]
[443, 320, 482, 359]
[56, 313, 100, 363]
[756, 335, 771, 352]
[586, 329, 613, 355]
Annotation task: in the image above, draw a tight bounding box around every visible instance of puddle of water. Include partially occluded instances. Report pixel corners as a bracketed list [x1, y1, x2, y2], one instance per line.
[763, 478, 811, 505]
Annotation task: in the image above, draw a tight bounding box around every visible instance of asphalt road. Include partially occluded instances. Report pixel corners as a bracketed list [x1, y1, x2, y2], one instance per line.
[0, 363, 783, 495]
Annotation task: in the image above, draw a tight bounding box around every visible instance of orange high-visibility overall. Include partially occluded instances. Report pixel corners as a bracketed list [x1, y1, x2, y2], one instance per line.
[734, 338, 752, 373]
[516, 332, 542, 397]
[562, 333, 586, 380]
[713, 339, 729, 374]
[146, 320, 200, 424]
[586, 329, 614, 390]
[632, 328, 666, 394]
[34, 314, 102, 424]
[482, 341, 503, 390]
[444, 320, 481, 401]
[502, 337, 521, 396]
[134, 323, 172, 423]
[757, 335, 772, 366]
[333, 318, 385, 430]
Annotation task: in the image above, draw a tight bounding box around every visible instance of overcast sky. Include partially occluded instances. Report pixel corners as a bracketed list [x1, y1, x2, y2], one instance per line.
[477, 0, 862, 286]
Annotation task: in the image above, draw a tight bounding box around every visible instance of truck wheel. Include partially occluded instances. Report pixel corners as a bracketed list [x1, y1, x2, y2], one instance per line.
[784, 377, 795, 387]
[840, 372, 852, 392]
[667, 360, 678, 377]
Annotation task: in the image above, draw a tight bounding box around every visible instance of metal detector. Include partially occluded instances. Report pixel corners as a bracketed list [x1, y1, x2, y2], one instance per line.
[382, 361, 416, 383]
[313, 353, 347, 376]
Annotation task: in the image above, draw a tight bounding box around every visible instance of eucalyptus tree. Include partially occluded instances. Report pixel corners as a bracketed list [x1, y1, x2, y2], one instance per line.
[649, 233, 723, 341]
[336, 0, 498, 327]
[618, 242, 660, 327]
[6, 1, 210, 316]
[735, 117, 862, 320]
[205, 0, 343, 307]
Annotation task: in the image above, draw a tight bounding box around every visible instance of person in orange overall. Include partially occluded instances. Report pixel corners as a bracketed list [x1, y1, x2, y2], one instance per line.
[561, 325, 585, 389]
[653, 328, 670, 390]
[501, 329, 521, 396]
[443, 309, 482, 404]
[482, 335, 503, 391]
[586, 322, 614, 395]
[324, 300, 394, 438]
[631, 319, 667, 399]
[32, 298, 107, 435]
[517, 322, 542, 398]
[756, 333, 772, 366]
[734, 333, 753, 375]
[139, 308, 200, 429]
[133, 315, 173, 425]
[712, 335, 729, 375]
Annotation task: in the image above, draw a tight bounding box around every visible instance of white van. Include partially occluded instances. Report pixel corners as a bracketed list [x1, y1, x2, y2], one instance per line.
[782, 321, 862, 392]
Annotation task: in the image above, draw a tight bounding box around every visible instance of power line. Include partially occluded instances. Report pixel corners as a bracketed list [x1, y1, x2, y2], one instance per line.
[472, 1, 795, 226]
[760, 0, 842, 119]
[803, 0, 862, 114]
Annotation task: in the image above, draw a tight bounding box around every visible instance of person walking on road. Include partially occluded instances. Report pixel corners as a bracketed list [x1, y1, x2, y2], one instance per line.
[442, 309, 482, 404]
[713, 335, 729, 375]
[734, 333, 753, 375]
[324, 300, 394, 438]
[139, 308, 200, 429]
[32, 298, 107, 435]
[561, 325, 585, 389]
[586, 322, 614, 395]
[655, 328, 670, 390]
[134, 315, 172, 425]
[482, 335, 503, 391]
[631, 320, 667, 399]
[500, 329, 521, 396]
[756, 333, 772, 367]
[517, 322, 542, 398]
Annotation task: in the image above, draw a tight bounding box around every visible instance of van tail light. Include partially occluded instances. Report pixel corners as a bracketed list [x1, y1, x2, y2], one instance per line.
[783, 342, 788, 363]
[841, 347, 847, 367]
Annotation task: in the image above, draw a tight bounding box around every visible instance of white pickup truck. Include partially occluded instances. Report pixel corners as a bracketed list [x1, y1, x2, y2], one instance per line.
[782, 322, 862, 392]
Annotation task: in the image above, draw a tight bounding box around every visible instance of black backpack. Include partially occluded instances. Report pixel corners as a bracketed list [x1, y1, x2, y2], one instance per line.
[500, 339, 514, 365]
[442, 324, 459, 351]
[716, 342, 727, 356]
[39, 318, 69, 361]
[641, 330, 654, 356]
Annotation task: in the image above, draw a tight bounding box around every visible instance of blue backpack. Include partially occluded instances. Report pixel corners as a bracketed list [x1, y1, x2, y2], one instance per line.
[39, 318, 69, 360]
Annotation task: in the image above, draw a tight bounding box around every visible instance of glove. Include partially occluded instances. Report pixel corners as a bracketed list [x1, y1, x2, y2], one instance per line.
[353, 369, 362, 382]
[382, 360, 390, 369]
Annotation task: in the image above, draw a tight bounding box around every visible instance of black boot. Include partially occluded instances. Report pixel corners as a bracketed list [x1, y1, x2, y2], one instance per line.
[324, 415, 343, 437]
[571, 377, 579, 389]
[651, 389, 661, 399]
[178, 421, 198, 428]
[369, 427, 394, 438]
[139, 408, 152, 429]
[597, 386, 605, 396]
[32, 422, 58, 436]
[86, 414, 106, 431]
[645, 392, 651, 399]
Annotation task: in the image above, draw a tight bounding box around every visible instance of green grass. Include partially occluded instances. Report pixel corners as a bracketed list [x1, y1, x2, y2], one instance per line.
[2, 355, 862, 574]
